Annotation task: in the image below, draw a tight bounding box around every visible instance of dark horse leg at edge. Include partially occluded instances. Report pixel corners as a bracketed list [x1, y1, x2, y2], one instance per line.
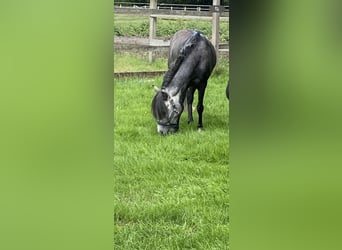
[226, 80, 230, 100]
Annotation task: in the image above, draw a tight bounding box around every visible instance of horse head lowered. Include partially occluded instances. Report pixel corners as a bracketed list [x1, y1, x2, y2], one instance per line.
[151, 86, 183, 134]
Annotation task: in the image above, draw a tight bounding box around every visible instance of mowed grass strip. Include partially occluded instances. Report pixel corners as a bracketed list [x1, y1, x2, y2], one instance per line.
[114, 51, 229, 73]
[114, 68, 229, 249]
[114, 51, 167, 73]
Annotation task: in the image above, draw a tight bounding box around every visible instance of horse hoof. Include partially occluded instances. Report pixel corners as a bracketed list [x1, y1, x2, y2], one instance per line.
[198, 128, 203, 132]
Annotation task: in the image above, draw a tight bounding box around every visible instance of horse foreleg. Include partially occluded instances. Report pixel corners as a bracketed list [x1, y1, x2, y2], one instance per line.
[186, 87, 195, 124]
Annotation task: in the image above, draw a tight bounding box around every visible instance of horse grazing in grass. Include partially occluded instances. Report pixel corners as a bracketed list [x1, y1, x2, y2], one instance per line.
[151, 29, 217, 135]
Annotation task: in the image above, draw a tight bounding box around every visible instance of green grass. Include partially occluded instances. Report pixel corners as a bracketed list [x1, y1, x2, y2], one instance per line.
[114, 64, 229, 248]
[114, 51, 167, 72]
[114, 14, 229, 42]
[114, 50, 229, 73]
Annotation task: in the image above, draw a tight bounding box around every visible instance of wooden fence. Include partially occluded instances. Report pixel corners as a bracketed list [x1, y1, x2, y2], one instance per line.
[114, 2, 229, 54]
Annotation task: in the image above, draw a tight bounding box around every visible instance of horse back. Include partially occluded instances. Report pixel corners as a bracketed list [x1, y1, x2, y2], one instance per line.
[168, 29, 216, 75]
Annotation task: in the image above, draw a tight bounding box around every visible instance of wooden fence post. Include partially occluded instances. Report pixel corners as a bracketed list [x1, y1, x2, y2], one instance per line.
[212, 0, 220, 55]
[149, 0, 157, 44]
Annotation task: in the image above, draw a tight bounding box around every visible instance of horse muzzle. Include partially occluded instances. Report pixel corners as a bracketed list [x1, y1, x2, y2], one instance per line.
[157, 123, 179, 135]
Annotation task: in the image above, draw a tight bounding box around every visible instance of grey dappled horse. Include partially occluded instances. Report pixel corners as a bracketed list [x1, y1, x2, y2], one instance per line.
[151, 29, 217, 135]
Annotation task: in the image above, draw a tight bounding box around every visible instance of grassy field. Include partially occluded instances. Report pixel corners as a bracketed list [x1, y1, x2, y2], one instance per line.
[114, 57, 229, 248]
[114, 14, 229, 42]
[114, 12, 230, 247]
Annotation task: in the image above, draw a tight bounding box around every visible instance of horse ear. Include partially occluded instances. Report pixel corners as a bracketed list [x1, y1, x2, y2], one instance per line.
[153, 85, 160, 93]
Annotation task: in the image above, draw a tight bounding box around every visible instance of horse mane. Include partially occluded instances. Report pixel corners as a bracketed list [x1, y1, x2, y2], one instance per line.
[151, 91, 168, 120]
[161, 31, 202, 88]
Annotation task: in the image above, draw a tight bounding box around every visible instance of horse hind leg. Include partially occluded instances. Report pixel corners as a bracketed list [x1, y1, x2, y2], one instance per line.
[197, 104, 204, 130]
[197, 84, 207, 130]
[186, 87, 196, 124]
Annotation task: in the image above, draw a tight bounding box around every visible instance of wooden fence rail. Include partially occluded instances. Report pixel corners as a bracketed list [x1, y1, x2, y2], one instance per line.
[114, 4, 229, 17]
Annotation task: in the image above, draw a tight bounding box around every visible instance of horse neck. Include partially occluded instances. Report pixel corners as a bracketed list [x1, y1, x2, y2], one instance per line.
[164, 75, 190, 105]
[163, 44, 199, 102]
